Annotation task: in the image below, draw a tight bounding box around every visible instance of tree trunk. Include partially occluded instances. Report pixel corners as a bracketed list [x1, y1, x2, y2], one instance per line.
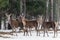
[45, 0, 49, 21]
[23, 0, 26, 15]
[1, 16, 5, 30]
[20, 0, 26, 15]
[56, 0, 59, 21]
[0, 14, 1, 29]
[50, 0, 53, 21]
[20, 0, 23, 14]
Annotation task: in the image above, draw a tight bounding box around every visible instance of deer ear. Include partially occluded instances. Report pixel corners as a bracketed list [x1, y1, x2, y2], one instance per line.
[5, 13, 8, 17]
[9, 14, 12, 16]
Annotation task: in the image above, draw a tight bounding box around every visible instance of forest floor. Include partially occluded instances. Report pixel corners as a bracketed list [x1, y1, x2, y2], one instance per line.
[0, 30, 60, 40]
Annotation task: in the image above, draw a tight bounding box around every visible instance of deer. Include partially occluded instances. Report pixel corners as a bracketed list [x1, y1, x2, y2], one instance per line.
[5, 13, 19, 36]
[20, 15, 38, 36]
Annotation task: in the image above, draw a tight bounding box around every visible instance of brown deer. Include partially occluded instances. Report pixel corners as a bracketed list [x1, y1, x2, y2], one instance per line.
[20, 15, 38, 36]
[17, 15, 23, 30]
[37, 15, 44, 36]
[42, 20, 58, 37]
[5, 13, 19, 36]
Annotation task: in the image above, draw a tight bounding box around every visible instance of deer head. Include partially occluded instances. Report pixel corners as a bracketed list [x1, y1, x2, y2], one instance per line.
[5, 13, 11, 17]
[5, 13, 12, 21]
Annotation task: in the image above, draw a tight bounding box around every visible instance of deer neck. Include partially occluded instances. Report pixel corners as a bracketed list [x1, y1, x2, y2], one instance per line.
[8, 17, 13, 25]
[22, 18, 26, 26]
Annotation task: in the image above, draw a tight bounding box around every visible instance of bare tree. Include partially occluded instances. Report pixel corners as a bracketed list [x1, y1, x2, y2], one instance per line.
[56, 0, 59, 21]
[23, 0, 26, 15]
[20, 0, 23, 14]
[50, 0, 53, 21]
[46, 0, 49, 21]
[20, 0, 26, 15]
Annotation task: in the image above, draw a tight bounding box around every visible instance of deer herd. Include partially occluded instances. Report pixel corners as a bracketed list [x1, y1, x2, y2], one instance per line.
[5, 13, 59, 37]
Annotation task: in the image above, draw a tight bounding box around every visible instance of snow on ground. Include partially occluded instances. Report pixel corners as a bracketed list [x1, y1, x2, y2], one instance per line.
[0, 25, 60, 40]
[0, 30, 60, 40]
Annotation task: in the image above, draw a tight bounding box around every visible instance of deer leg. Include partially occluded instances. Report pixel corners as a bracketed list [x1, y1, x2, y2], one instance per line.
[56, 27, 58, 37]
[43, 28, 45, 37]
[38, 26, 40, 36]
[10, 25, 15, 36]
[53, 30, 55, 38]
[15, 28, 17, 36]
[23, 26, 26, 36]
[37, 28, 40, 36]
[53, 26, 57, 38]
[35, 23, 38, 36]
[36, 27, 38, 36]
[26, 29, 29, 36]
[13, 26, 17, 36]
[11, 27, 14, 35]
[53, 28, 56, 38]
[30, 28, 32, 36]
[37, 23, 39, 36]
[23, 29, 25, 36]
[36, 30, 38, 36]
[46, 29, 49, 37]
[39, 30, 40, 36]
[24, 30, 25, 36]
[54, 27, 58, 37]
[24, 27, 29, 36]
[39, 25, 41, 36]
[38, 23, 40, 36]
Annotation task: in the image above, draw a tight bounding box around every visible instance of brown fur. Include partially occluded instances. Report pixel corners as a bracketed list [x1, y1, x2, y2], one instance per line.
[21, 16, 38, 36]
[5, 14, 19, 36]
[10, 19, 19, 28]
[42, 21, 57, 37]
